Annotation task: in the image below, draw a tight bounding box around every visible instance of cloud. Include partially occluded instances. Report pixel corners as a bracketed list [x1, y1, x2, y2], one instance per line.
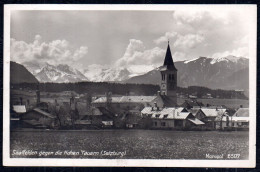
[115, 39, 165, 68]
[154, 9, 251, 61]
[174, 34, 205, 49]
[11, 35, 88, 67]
[211, 47, 249, 59]
[154, 32, 178, 44]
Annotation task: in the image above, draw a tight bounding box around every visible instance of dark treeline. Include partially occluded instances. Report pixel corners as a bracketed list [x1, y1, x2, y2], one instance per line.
[11, 82, 247, 99]
[177, 86, 247, 99]
[11, 82, 159, 96]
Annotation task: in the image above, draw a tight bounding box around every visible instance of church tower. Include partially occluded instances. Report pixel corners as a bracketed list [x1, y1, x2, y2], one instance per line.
[160, 41, 177, 99]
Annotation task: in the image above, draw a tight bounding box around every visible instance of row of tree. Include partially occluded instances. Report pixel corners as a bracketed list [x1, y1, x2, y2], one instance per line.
[11, 82, 247, 99]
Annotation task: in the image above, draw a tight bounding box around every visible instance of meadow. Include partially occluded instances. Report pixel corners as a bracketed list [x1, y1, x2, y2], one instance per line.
[10, 130, 249, 159]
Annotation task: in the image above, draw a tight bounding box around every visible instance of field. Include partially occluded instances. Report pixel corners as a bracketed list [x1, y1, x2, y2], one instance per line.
[10, 130, 249, 159]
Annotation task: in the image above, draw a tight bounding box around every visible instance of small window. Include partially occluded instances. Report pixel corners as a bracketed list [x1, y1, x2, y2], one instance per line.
[163, 114, 168, 119]
[155, 114, 160, 118]
[154, 122, 157, 126]
[161, 122, 166, 126]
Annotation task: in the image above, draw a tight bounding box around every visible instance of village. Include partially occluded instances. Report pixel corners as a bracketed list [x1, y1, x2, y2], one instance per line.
[10, 43, 249, 131]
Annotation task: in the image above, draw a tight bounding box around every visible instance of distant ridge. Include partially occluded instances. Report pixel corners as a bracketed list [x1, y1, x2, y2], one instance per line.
[10, 61, 39, 84]
[123, 56, 249, 91]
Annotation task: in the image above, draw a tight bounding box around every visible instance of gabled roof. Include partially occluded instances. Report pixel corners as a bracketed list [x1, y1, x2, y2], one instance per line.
[93, 96, 122, 103]
[13, 105, 26, 113]
[141, 107, 191, 120]
[119, 96, 156, 103]
[33, 108, 56, 119]
[162, 43, 177, 71]
[200, 108, 226, 117]
[233, 108, 249, 117]
[189, 108, 201, 116]
[92, 96, 156, 104]
[174, 112, 191, 119]
[95, 107, 114, 118]
[188, 118, 205, 125]
[154, 94, 178, 107]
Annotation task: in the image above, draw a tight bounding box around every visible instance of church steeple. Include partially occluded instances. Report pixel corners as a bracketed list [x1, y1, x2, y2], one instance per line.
[163, 41, 177, 71]
[160, 42, 178, 99]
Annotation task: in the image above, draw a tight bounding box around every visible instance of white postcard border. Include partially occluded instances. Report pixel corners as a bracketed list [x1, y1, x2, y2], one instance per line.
[3, 4, 257, 167]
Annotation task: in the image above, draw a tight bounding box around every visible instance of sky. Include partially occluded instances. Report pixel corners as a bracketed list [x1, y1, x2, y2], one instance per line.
[10, 6, 255, 74]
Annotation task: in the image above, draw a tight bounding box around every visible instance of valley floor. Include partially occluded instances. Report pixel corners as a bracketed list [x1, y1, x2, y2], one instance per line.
[10, 130, 249, 159]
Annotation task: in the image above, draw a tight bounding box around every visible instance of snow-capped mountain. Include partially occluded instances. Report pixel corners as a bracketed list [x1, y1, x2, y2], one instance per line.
[83, 64, 131, 82]
[21, 55, 249, 90]
[34, 63, 88, 83]
[124, 56, 249, 91]
[210, 55, 247, 64]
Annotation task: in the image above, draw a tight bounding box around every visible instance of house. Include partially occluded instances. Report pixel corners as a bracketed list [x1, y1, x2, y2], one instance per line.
[233, 108, 249, 117]
[10, 105, 27, 129]
[92, 95, 156, 114]
[141, 107, 204, 129]
[215, 115, 249, 130]
[12, 105, 27, 114]
[20, 108, 57, 129]
[215, 108, 249, 130]
[150, 91, 178, 108]
[195, 108, 226, 129]
[80, 107, 114, 128]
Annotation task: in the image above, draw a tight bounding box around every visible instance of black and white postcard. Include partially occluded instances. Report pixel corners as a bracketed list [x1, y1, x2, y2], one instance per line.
[3, 5, 256, 167]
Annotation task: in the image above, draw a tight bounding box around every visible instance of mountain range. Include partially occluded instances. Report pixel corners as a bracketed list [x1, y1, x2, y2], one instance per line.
[25, 63, 88, 83]
[10, 61, 39, 84]
[16, 55, 249, 90]
[124, 56, 249, 91]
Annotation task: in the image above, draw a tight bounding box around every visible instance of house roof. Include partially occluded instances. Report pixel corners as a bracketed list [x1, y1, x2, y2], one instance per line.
[142, 107, 191, 120]
[200, 108, 226, 117]
[74, 120, 91, 125]
[92, 96, 156, 104]
[220, 116, 249, 122]
[95, 107, 114, 118]
[188, 118, 205, 125]
[189, 108, 201, 116]
[13, 105, 26, 113]
[120, 96, 156, 103]
[174, 112, 191, 119]
[93, 97, 122, 103]
[233, 108, 249, 117]
[153, 94, 178, 107]
[33, 108, 56, 119]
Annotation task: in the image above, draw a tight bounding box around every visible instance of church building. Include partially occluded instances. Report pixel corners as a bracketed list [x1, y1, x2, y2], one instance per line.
[151, 41, 178, 108]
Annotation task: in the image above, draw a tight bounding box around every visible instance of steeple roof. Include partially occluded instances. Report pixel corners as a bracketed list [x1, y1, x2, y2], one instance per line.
[163, 42, 177, 71]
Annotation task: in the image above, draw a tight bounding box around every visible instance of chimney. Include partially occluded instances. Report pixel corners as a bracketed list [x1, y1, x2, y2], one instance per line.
[157, 91, 161, 96]
[19, 97, 23, 105]
[154, 102, 157, 108]
[36, 84, 40, 104]
[26, 99, 29, 109]
[70, 96, 75, 110]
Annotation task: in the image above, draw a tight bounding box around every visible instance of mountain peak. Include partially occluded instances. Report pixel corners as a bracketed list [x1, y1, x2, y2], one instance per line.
[210, 55, 246, 64]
